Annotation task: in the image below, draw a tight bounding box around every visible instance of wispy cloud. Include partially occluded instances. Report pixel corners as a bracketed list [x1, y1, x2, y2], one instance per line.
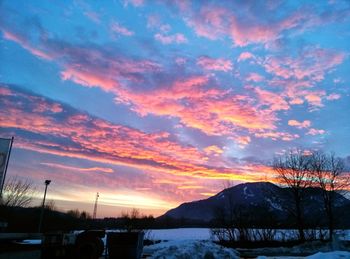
[111, 22, 134, 36]
[288, 120, 311, 129]
[184, 1, 350, 47]
[154, 33, 187, 44]
[197, 56, 233, 72]
[40, 162, 114, 173]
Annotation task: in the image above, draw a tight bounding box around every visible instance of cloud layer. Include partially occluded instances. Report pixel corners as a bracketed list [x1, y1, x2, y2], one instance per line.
[0, 0, 349, 216]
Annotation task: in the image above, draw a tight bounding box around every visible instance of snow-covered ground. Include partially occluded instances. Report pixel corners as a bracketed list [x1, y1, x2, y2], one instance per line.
[307, 251, 350, 259]
[144, 229, 350, 258]
[20, 228, 350, 258]
[257, 251, 350, 259]
[147, 228, 350, 241]
[145, 239, 350, 259]
[146, 228, 212, 241]
[147, 240, 239, 259]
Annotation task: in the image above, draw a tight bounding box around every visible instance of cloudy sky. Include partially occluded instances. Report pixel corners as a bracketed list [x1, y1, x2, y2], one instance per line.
[0, 0, 349, 217]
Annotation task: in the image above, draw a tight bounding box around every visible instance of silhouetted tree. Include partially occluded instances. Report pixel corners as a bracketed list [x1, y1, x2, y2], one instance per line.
[0, 176, 36, 207]
[80, 210, 92, 220]
[45, 199, 57, 211]
[309, 151, 349, 240]
[273, 149, 311, 242]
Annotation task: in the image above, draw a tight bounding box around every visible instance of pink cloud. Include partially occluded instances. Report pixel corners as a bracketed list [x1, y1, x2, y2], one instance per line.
[307, 128, 326, 135]
[2, 26, 323, 146]
[289, 98, 304, 105]
[197, 56, 233, 72]
[147, 15, 161, 28]
[186, 4, 319, 47]
[236, 136, 251, 148]
[116, 76, 278, 138]
[185, 2, 350, 47]
[61, 67, 119, 92]
[111, 22, 134, 36]
[124, 0, 144, 7]
[204, 145, 224, 155]
[33, 102, 63, 114]
[255, 131, 300, 141]
[262, 47, 345, 109]
[1, 26, 279, 144]
[2, 30, 52, 60]
[41, 162, 114, 173]
[237, 52, 255, 62]
[304, 92, 325, 107]
[175, 57, 187, 65]
[154, 33, 188, 44]
[263, 48, 345, 82]
[84, 11, 100, 23]
[326, 93, 341, 100]
[246, 73, 264, 82]
[1, 85, 270, 183]
[187, 6, 228, 40]
[254, 87, 290, 111]
[288, 119, 311, 129]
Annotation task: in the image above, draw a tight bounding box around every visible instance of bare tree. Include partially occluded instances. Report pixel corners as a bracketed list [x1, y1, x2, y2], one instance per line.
[0, 176, 36, 207]
[273, 149, 311, 242]
[309, 151, 349, 241]
[45, 199, 57, 211]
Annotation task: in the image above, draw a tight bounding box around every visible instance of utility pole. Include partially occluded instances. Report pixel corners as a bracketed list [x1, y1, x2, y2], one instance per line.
[38, 179, 51, 233]
[93, 192, 99, 219]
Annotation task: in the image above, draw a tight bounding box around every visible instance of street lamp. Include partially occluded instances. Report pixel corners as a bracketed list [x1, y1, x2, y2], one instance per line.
[38, 179, 51, 233]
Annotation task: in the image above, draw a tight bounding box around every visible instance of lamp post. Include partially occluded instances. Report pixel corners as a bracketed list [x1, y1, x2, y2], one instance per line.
[38, 179, 51, 233]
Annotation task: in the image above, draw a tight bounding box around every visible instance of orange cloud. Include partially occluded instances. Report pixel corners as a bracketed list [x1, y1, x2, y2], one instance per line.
[4, 25, 336, 148]
[236, 136, 251, 148]
[204, 145, 224, 155]
[0, 85, 276, 184]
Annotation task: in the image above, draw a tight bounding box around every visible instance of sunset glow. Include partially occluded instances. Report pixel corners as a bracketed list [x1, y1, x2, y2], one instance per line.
[0, 0, 349, 217]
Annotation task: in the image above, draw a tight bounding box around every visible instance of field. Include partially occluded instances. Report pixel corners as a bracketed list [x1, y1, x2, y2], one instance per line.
[141, 228, 350, 258]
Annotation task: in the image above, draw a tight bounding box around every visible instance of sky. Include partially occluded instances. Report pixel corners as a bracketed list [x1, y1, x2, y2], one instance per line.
[0, 0, 350, 217]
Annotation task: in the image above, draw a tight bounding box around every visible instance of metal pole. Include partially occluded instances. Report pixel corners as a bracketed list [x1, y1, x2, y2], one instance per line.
[93, 192, 99, 219]
[38, 180, 51, 233]
[0, 136, 14, 197]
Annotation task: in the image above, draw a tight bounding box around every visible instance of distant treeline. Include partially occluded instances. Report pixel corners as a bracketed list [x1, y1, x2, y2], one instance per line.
[1, 204, 350, 233]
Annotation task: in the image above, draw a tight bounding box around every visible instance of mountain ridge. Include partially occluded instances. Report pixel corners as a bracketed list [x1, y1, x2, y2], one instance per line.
[159, 182, 350, 227]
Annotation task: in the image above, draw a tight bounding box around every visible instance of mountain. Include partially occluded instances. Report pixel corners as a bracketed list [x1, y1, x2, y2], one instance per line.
[159, 182, 350, 227]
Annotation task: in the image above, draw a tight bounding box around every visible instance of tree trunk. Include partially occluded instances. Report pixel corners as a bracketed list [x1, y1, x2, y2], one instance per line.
[295, 193, 305, 242]
[328, 199, 334, 241]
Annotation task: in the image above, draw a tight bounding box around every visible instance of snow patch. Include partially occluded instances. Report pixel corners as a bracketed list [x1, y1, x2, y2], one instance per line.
[307, 251, 350, 259]
[243, 186, 255, 198]
[148, 240, 239, 259]
[149, 228, 212, 240]
[216, 192, 225, 199]
[265, 198, 283, 211]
